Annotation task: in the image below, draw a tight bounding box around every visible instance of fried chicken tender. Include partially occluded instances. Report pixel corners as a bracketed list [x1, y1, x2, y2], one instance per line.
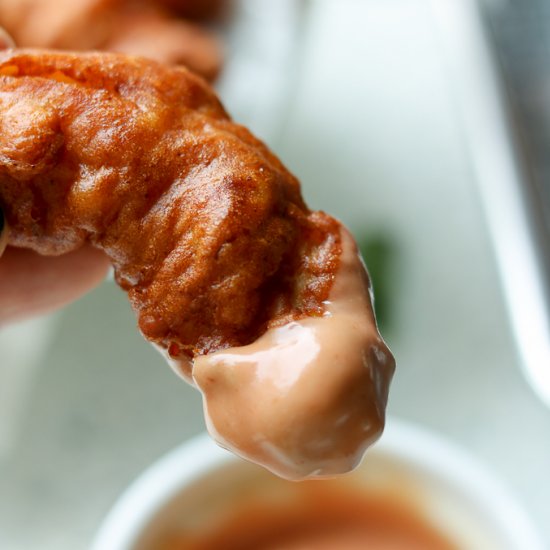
[0, 50, 341, 367]
[104, 7, 222, 81]
[0, 0, 222, 80]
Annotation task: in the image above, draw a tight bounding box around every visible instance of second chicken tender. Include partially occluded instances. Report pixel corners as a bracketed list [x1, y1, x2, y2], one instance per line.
[0, 0, 222, 80]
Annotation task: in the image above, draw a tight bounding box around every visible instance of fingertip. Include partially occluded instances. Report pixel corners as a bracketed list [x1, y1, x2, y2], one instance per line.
[0, 245, 111, 325]
[0, 209, 8, 258]
[0, 27, 15, 49]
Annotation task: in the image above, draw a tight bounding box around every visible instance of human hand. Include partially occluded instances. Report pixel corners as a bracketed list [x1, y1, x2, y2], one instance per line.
[0, 29, 109, 325]
[0, 211, 110, 326]
[0, 24, 13, 49]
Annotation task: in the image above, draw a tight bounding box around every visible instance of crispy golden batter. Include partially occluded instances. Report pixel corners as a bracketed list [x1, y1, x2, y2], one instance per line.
[0, 50, 341, 360]
[0, 0, 222, 80]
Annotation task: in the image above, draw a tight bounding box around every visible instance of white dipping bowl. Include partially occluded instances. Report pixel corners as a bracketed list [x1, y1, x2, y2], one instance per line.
[92, 418, 544, 550]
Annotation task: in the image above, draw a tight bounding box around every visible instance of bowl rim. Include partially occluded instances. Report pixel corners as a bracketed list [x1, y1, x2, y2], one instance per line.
[91, 417, 545, 550]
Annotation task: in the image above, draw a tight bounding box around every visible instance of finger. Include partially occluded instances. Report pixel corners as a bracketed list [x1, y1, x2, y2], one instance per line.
[0, 209, 7, 258]
[0, 27, 15, 49]
[0, 245, 110, 325]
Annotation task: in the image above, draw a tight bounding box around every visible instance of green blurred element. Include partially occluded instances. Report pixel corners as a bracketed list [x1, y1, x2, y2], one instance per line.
[358, 232, 396, 334]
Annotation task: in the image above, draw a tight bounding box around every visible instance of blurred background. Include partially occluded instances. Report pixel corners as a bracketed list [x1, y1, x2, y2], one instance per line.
[1, 0, 549, 548]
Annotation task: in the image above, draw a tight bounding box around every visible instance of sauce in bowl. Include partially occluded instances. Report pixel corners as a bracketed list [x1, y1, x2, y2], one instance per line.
[161, 481, 455, 550]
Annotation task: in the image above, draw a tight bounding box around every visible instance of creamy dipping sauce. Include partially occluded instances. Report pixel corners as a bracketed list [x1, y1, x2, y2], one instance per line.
[191, 227, 395, 479]
[160, 481, 455, 550]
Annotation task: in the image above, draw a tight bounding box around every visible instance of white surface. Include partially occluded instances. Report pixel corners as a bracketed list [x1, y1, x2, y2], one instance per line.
[92, 419, 545, 550]
[1, 1, 549, 549]
[0, 316, 59, 458]
[432, 0, 550, 410]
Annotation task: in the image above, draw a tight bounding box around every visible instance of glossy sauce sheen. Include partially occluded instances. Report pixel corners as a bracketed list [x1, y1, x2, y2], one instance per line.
[162, 482, 456, 550]
[185, 227, 395, 480]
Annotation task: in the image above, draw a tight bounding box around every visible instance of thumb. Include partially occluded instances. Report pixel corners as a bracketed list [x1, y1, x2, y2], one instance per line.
[0, 28, 14, 260]
[0, 209, 7, 258]
[0, 27, 15, 49]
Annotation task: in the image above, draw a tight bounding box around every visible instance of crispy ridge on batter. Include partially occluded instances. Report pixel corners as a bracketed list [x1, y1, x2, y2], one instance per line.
[0, 50, 341, 359]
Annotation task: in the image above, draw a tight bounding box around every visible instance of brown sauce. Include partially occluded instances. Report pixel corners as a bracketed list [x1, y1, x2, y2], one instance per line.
[161, 482, 456, 550]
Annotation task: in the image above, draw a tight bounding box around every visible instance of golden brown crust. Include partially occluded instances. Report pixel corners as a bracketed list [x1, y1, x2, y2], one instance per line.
[0, 49, 341, 357]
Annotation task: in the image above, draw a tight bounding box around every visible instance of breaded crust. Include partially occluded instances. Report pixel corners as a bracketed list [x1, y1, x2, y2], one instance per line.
[0, 50, 341, 362]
